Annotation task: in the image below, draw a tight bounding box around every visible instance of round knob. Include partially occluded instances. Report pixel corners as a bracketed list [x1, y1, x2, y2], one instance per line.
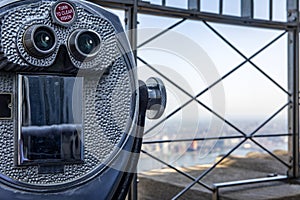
[146, 77, 167, 119]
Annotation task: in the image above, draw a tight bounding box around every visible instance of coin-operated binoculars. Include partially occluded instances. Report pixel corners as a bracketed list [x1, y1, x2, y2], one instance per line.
[0, 0, 166, 199]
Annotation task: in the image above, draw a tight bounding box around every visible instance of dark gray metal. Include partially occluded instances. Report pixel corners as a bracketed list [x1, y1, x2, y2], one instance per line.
[137, 3, 293, 30]
[145, 77, 166, 120]
[269, 0, 273, 20]
[212, 175, 288, 199]
[128, 174, 138, 200]
[143, 133, 292, 144]
[214, 175, 288, 188]
[125, 1, 139, 200]
[219, 0, 223, 15]
[125, 0, 138, 59]
[241, 0, 254, 18]
[93, 0, 296, 30]
[287, 0, 300, 178]
[188, 0, 200, 11]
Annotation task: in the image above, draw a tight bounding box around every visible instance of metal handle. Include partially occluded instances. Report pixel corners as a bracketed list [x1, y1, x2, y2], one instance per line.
[145, 77, 167, 120]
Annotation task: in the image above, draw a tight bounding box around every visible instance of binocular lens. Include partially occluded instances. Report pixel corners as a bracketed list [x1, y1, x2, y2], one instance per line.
[68, 30, 101, 61]
[34, 27, 55, 51]
[77, 32, 100, 55]
[23, 25, 57, 58]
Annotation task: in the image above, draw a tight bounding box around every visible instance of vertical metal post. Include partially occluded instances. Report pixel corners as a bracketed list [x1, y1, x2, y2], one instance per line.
[269, 0, 273, 20]
[287, 0, 299, 178]
[241, 0, 254, 18]
[212, 188, 219, 200]
[128, 174, 138, 200]
[125, 0, 138, 59]
[125, 1, 138, 200]
[219, 0, 223, 15]
[188, 0, 200, 11]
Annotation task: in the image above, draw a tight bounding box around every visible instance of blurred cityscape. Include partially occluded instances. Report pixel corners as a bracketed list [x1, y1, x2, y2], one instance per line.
[138, 118, 288, 172]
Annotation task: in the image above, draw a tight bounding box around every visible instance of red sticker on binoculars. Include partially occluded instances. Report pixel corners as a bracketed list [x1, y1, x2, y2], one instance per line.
[53, 2, 76, 25]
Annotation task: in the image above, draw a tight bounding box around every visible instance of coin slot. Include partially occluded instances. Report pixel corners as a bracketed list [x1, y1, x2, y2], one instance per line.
[0, 94, 12, 119]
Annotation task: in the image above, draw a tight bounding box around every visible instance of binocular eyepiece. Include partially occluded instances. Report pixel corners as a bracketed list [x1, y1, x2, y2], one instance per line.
[23, 25, 57, 58]
[68, 29, 101, 61]
[0, 0, 166, 200]
[24, 25, 102, 61]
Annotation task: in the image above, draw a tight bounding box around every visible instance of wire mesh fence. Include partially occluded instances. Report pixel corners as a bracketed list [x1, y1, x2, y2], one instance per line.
[91, 0, 299, 199]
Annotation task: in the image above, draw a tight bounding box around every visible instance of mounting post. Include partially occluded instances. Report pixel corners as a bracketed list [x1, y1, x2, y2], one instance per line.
[125, 0, 138, 59]
[241, 0, 254, 18]
[126, 1, 139, 200]
[287, 0, 299, 178]
[188, 0, 200, 11]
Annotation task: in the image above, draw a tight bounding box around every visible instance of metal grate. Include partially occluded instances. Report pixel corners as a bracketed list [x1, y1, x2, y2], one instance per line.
[90, 0, 299, 199]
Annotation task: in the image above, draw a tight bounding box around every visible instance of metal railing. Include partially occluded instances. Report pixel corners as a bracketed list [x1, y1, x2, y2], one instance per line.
[91, 0, 299, 199]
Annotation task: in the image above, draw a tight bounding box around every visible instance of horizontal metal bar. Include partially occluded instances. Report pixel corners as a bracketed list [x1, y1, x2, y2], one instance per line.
[143, 136, 245, 144]
[137, 2, 296, 30]
[214, 175, 288, 188]
[91, 0, 297, 30]
[143, 133, 291, 144]
[89, 0, 133, 9]
[254, 133, 292, 137]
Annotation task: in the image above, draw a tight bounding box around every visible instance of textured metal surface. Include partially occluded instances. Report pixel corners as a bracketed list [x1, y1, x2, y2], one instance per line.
[0, 1, 118, 70]
[0, 57, 133, 186]
[0, 0, 135, 187]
